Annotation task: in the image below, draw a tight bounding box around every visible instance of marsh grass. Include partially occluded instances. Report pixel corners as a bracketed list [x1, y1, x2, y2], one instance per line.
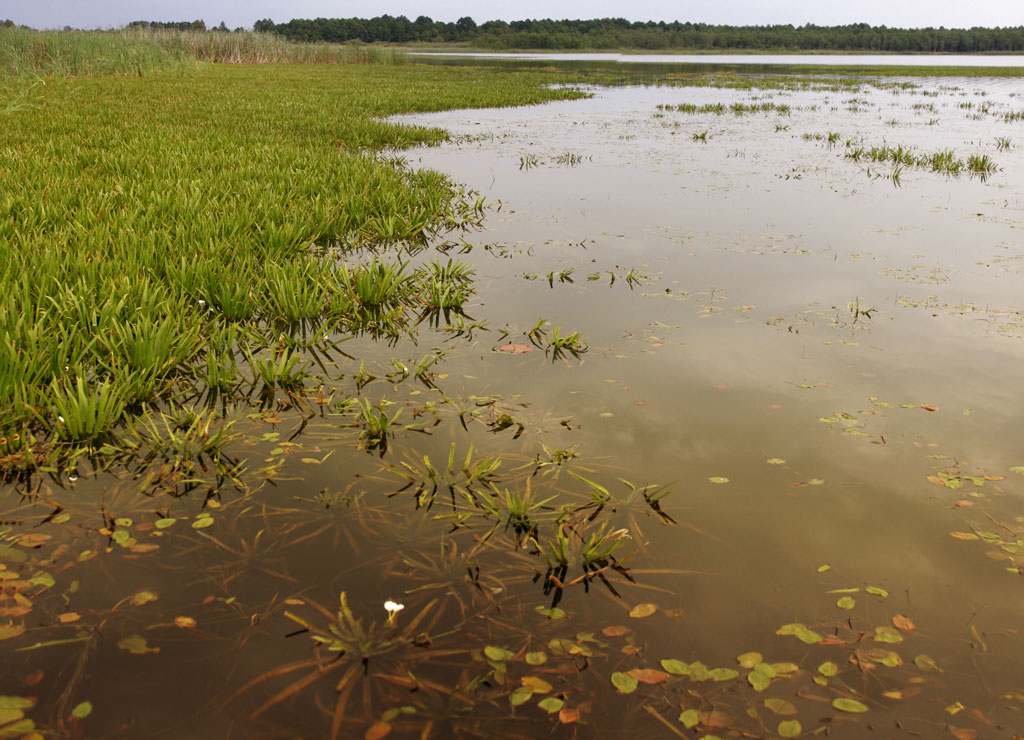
[841, 140, 998, 179]
[0, 27, 405, 79]
[658, 101, 790, 116]
[0, 62, 586, 473]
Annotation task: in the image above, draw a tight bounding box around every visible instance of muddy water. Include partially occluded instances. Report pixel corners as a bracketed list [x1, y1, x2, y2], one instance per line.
[389, 78, 1024, 735]
[3, 74, 1024, 739]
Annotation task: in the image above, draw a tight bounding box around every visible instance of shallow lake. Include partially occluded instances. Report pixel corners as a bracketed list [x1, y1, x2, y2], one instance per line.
[413, 51, 1024, 67]
[4, 66, 1024, 739]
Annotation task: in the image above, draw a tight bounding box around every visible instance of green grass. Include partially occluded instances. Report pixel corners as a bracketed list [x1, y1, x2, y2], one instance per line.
[0, 61, 585, 469]
[842, 140, 998, 177]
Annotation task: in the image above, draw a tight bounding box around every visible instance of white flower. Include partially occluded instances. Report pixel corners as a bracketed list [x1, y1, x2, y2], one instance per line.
[58, 415, 65, 424]
[384, 600, 405, 622]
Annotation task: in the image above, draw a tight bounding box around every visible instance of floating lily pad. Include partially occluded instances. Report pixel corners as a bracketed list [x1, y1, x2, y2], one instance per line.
[679, 709, 700, 728]
[629, 603, 657, 619]
[537, 697, 563, 713]
[611, 672, 638, 694]
[832, 698, 869, 713]
[764, 698, 797, 715]
[778, 719, 802, 737]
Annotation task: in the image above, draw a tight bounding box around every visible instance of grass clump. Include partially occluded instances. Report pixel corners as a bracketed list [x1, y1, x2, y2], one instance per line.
[842, 141, 998, 178]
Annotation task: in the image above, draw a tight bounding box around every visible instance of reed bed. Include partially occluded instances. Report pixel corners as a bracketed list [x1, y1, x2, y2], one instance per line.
[0, 26, 403, 78]
[0, 63, 583, 468]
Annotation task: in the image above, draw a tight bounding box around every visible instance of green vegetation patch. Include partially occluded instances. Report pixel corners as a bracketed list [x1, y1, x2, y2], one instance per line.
[0, 62, 584, 469]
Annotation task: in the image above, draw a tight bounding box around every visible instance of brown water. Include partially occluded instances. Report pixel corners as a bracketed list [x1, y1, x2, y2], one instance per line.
[3, 74, 1024, 739]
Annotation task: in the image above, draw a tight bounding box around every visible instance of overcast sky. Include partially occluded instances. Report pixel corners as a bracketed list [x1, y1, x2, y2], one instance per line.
[6, 1, 1021, 31]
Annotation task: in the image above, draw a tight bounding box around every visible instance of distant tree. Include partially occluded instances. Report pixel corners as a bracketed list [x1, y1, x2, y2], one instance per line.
[253, 18, 275, 33]
[255, 15, 1024, 53]
[1, 19, 14, 28]
[455, 16, 477, 41]
[214, 21, 228, 32]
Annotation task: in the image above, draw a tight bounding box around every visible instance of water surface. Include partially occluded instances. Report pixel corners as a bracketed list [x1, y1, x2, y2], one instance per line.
[4, 65, 1024, 739]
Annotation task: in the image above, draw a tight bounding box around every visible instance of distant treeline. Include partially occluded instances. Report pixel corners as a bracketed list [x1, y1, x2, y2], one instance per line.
[253, 16, 1024, 53]
[126, 20, 242, 33]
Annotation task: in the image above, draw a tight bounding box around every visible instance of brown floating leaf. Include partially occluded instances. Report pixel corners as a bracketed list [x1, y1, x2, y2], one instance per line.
[0, 624, 26, 641]
[602, 625, 631, 637]
[892, 614, 915, 631]
[57, 612, 81, 624]
[949, 729, 977, 740]
[16, 534, 50, 548]
[496, 343, 534, 354]
[558, 707, 580, 724]
[950, 532, 979, 541]
[521, 676, 552, 694]
[365, 722, 391, 740]
[920, 404, 938, 412]
[699, 710, 734, 729]
[629, 603, 657, 619]
[173, 616, 197, 629]
[627, 668, 669, 685]
[22, 669, 44, 688]
[129, 543, 159, 554]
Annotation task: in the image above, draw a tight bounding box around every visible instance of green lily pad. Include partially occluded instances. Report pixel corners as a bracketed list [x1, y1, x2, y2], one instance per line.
[510, 687, 533, 706]
[778, 719, 802, 737]
[709, 668, 739, 681]
[117, 634, 159, 655]
[764, 698, 797, 715]
[737, 652, 762, 668]
[832, 698, 869, 713]
[874, 626, 903, 644]
[611, 672, 638, 694]
[484, 646, 515, 662]
[661, 659, 690, 675]
[537, 697, 563, 713]
[525, 651, 546, 666]
[679, 708, 700, 728]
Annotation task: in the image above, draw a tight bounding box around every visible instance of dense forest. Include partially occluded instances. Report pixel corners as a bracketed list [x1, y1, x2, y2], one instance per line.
[252, 16, 1024, 53]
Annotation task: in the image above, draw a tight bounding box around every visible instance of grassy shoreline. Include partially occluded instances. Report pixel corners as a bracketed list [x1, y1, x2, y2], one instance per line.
[0, 59, 584, 475]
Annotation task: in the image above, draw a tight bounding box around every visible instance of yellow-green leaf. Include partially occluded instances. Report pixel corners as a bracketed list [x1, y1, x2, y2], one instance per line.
[679, 709, 700, 728]
[611, 672, 638, 694]
[510, 687, 533, 706]
[832, 698, 869, 713]
[874, 626, 903, 644]
[737, 652, 762, 668]
[778, 719, 802, 737]
[661, 659, 689, 675]
[537, 697, 563, 713]
[525, 651, 546, 666]
[764, 698, 797, 715]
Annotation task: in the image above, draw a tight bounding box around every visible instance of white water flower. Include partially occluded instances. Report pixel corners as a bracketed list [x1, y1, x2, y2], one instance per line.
[384, 600, 405, 622]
